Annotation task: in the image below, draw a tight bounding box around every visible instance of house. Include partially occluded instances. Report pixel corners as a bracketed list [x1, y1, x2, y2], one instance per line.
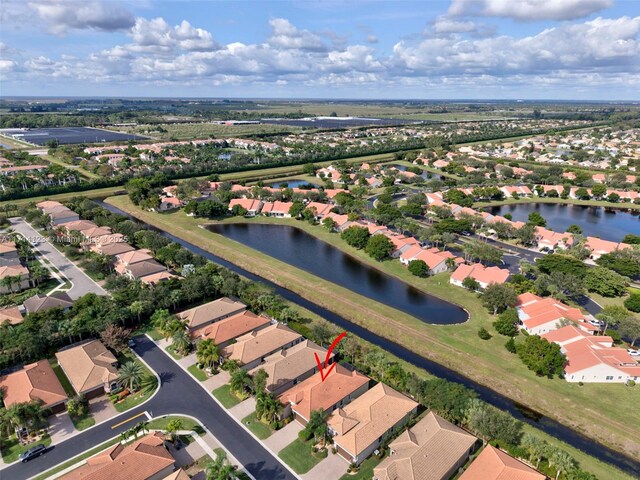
[23, 292, 73, 314]
[55, 340, 119, 398]
[584, 237, 631, 261]
[400, 245, 462, 274]
[192, 310, 271, 348]
[0, 361, 68, 414]
[499, 185, 532, 197]
[327, 383, 419, 465]
[542, 325, 640, 383]
[158, 196, 182, 211]
[45, 206, 80, 226]
[305, 202, 334, 220]
[90, 241, 136, 258]
[0, 264, 30, 293]
[0, 240, 19, 261]
[229, 198, 263, 216]
[115, 249, 154, 267]
[278, 364, 369, 425]
[59, 219, 99, 235]
[516, 293, 593, 335]
[248, 340, 329, 396]
[140, 271, 178, 286]
[450, 263, 510, 289]
[0, 306, 23, 325]
[60, 432, 182, 480]
[178, 297, 247, 332]
[535, 227, 573, 251]
[115, 254, 166, 280]
[373, 411, 477, 480]
[261, 201, 293, 218]
[222, 323, 303, 370]
[459, 445, 544, 480]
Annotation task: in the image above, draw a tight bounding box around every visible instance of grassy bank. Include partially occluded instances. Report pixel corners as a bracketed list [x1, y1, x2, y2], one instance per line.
[474, 196, 640, 211]
[104, 195, 638, 479]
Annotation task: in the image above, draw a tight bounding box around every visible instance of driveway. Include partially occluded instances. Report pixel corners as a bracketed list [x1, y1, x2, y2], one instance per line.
[48, 413, 76, 445]
[2, 335, 296, 480]
[8, 217, 106, 300]
[303, 452, 348, 480]
[264, 421, 303, 454]
[89, 398, 118, 425]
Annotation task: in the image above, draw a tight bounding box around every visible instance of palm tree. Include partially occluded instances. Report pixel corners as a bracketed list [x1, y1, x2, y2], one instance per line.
[262, 394, 283, 428]
[206, 451, 238, 480]
[304, 409, 329, 444]
[550, 450, 575, 480]
[118, 361, 144, 392]
[229, 369, 253, 397]
[445, 257, 456, 270]
[252, 369, 268, 395]
[165, 419, 183, 443]
[521, 433, 548, 468]
[171, 328, 191, 356]
[196, 339, 221, 372]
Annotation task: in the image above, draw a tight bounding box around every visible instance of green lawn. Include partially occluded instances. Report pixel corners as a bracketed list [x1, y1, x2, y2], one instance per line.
[113, 351, 158, 413]
[1, 434, 52, 464]
[212, 385, 244, 409]
[278, 439, 326, 474]
[187, 363, 209, 382]
[165, 344, 186, 360]
[70, 413, 95, 431]
[339, 454, 383, 480]
[241, 413, 273, 440]
[104, 195, 640, 478]
[147, 415, 204, 434]
[49, 358, 76, 397]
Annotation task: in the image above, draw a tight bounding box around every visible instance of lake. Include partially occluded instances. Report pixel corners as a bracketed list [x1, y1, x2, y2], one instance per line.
[267, 179, 320, 189]
[488, 203, 639, 242]
[207, 223, 467, 325]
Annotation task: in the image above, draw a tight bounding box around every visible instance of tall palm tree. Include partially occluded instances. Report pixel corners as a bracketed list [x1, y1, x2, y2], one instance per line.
[171, 328, 191, 356]
[521, 433, 548, 468]
[550, 450, 575, 480]
[262, 394, 283, 428]
[118, 361, 144, 392]
[196, 339, 221, 372]
[229, 369, 253, 397]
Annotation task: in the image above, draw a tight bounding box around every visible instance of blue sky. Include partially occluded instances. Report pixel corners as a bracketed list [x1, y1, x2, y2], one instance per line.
[1, 0, 639, 99]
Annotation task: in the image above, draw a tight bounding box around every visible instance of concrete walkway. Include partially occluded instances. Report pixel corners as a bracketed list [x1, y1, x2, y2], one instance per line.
[303, 451, 348, 480]
[228, 397, 257, 421]
[264, 421, 303, 453]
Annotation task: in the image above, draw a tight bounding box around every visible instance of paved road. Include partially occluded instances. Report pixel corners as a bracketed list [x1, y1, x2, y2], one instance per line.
[4, 336, 295, 480]
[9, 218, 107, 300]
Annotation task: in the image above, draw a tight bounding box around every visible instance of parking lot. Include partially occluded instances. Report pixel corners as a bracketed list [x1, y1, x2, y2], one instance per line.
[0, 127, 146, 146]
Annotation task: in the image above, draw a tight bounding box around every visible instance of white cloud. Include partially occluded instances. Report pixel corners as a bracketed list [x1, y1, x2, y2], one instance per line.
[448, 0, 613, 21]
[129, 18, 218, 53]
[26, 0, 135, 35]
[267, 18, 327, 51]
[433, 16, 477, 34]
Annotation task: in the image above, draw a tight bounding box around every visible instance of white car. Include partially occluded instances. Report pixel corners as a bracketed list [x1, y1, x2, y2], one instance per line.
[587, 319, 603, 327]
[627, 349, 640, 357]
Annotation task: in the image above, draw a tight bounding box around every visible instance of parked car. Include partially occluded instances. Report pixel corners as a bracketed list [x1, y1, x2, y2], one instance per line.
[19, 444, 46, 463]
[587, 319, 603, 327]
[627, 349, 640, 357]
[127, 339, 136, 348]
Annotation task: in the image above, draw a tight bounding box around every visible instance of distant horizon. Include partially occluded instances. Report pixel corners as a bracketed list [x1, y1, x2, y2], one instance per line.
[1, 96, 639, 104]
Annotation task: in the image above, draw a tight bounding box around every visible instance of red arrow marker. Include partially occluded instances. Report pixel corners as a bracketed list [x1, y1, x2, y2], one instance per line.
[315, 332, 347, 382]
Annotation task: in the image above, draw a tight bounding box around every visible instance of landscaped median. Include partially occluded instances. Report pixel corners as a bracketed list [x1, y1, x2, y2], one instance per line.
[104, 194, 640, 479]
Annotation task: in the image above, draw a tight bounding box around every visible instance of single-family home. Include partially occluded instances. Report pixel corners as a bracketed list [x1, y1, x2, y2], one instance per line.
[373, 411, 477, 480]
[0, 264, 30, 293]
[450, 263, 510, 289]
[23, 292, 73, 314]
[261, 201, 293, 218]
[158, 195, 182, 211]
[535, 227, 573, 251]
[305, 202, 334, 220]
[400, 245, 462, 274]
[229, 198, 263, 216]
[222, 323, 303, 370]
[585, 237, 631, 261]
[140, 270, 179, 286]
[516, 293, 593, 335]
[55, 340, 119, 398]
[542, 325, 640, 383]
[0, 306, 23, 325]
[500, 186, 532, 197]
[459, 445, 545, 480]
[44, 206, 80, 226]
[249, 340, 329, 396]
[178, 297, 247, 333]
[60, 432, 184, 480]
[90, 241, 136, 258]
[278, 364, 369, 425]
[193, 310, 271, 347]
[0, 360, 68, 414]
[328, 383, 418, 465]
[114, 250, 166, 280]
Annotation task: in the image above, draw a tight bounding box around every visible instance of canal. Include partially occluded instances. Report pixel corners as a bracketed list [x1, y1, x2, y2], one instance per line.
[207, 223, 467, 325]
[97, 200, 640, 476]
[488, 203, 639, 242]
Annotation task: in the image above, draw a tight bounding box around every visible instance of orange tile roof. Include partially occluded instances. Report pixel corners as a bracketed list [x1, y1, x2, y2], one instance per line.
[328, 383, 418, 457]
[278, 364, 369, 421]
[373, 411, 477, 480]
[459, 445, 544, 480]
[140, 271, 178, 285]
[194, 310, 270, 345]
[55, 340, 119, 394]
[519, 296, 585, 330]
[0, 306, 23, 325]
[223, 323, 302, 366]
[61, 432, 175, 480]
[0, 361, 67, 408]
[0, 241, 17, 255]
[451, 263, 510, 286]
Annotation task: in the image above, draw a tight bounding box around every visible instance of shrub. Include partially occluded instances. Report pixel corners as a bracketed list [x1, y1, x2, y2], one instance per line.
[298, 429, 313, 442]
[478, 328, 491, 340]
[627, 380, 636, 387]
[462, 276, 480, 291]
[494, 308, 519, 336]
[408, 259, 429, 277]
[505, 337, 517, 353]
[624, 294, 640, 313]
